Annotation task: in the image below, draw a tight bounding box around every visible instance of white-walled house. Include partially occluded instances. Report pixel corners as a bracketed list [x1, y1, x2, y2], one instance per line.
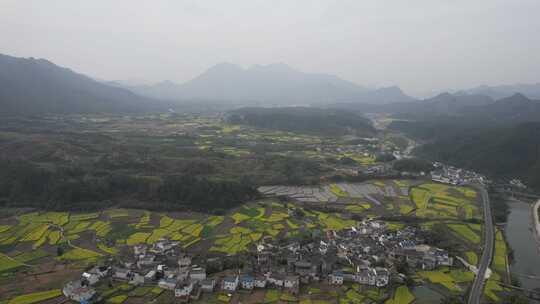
[174, 281, 194, 297]
[222, 276, 239, 291]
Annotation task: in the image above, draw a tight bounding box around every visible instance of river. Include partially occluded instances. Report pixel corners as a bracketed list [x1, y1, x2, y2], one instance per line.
[505, 200, 540, 291]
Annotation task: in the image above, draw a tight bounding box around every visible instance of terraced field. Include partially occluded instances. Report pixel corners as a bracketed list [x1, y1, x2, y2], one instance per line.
[448, 224, 481, 244]
[417, 268, 475, 292]
[258, 180, 410, 206]
[410, 183, 480, 221]
[6, 289, 62, 304]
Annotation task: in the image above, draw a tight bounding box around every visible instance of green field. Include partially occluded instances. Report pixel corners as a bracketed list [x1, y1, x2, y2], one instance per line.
[7, 289, 62, 304]
[60, 247, 102, 261]
[448, 224, 480, 244]
[418, 268, 474, 292]
[384, 286, 414, 304]
[484, 272, 504, 302]
[126, 232, 151, 246]
[13, 250, 49, 264]
[329, 184, 349, 197]
[493, 230, 508, 273]
[264, 289, 281, 303]
[410, 183, 478, 221]
[0, 252, 24, 272]
[465, 251, 478, 265]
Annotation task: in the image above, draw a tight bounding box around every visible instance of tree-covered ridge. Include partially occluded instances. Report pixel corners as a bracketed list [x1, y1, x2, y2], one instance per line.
[417, 122, 540, 190]
[0, 54, 164, 115]
[228, 107, 375, 136]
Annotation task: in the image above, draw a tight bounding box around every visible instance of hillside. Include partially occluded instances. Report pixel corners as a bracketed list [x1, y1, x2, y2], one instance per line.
[228, 107, 375, 136]
[121, 63, 414, 105]
[417, 122, 540, 190]
[0, 54, 162, 115]
[464, 93, 540, 124]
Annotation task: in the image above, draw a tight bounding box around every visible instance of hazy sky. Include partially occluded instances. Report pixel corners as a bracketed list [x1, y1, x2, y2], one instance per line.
[2, 0, 540, 96]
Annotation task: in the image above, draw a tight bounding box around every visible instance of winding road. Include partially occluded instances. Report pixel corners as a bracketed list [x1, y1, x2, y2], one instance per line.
[468, 185, 495, 304]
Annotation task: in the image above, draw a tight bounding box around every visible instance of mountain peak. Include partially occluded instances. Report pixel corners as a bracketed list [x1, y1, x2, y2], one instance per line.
[122, 62, 413, 104]
[435, 92, 454, 98]
[424, 92, 455, 103]
[498, 92, 531, 104]
[509, 92, 529, 100]
[205, 62, 243, 73]
[377, 86, 404, 94]
[249, 63, 297, 73]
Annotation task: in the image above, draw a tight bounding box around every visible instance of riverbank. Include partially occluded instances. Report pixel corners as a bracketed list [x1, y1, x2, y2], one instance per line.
[505, 200, 540, 291]
[532, 199, 540, 248]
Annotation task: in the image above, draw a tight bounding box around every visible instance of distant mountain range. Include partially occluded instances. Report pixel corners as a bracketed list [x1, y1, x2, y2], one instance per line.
[334, 91, 540, 124]
[2, 53, 540, 117]
[114, 63, 415, 105]
[331, 92, 494, 115]
[456, 83, 540, 100]
[0, 54, 164, 115]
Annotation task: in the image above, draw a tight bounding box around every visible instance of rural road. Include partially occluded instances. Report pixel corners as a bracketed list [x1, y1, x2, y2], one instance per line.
[468, 185, 495, 304]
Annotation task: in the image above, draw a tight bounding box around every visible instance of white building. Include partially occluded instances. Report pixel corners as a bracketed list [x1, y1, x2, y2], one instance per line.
[267, 274, 284, 287]
[240, 275, 254, 290]
[144, 270, 156, 283]
[63, 280, 97, 303]
[129, 273, 145, 285]
[329, 271, 344, 285]
[200, 278, 215, 292]
[174, 281, 194, 297]
[254, 276, 267, 288]
[284, 276, 299, 289]
[158, 278, 177, 290]
[375, 268, 389, 287]
[81, 272, 100, 285]
[222, 276, 239, 291]
[113, 268, 131, 281]
[189, 267, 206, 281]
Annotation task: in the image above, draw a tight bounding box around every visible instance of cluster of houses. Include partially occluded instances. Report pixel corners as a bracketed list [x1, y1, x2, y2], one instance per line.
[431, 163, 486, 186]
[63, 220, 453, 303]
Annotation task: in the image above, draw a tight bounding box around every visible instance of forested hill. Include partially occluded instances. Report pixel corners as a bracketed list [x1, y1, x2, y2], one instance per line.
[417, 122, 540, 190]
[0, 54, 163, 115]
[228, 107, 376, 136]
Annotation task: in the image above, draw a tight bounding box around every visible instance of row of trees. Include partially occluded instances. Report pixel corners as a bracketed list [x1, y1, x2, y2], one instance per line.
[0, 160, 258, 213]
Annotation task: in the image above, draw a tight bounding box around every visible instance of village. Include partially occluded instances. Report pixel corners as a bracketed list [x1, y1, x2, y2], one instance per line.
[62, 219, 453, 303]
[430, 163, 487, 186]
